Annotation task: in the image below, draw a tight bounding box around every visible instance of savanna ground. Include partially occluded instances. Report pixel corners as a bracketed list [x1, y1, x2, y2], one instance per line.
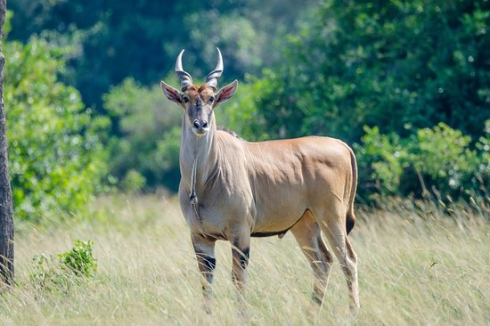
[1, 195, 489, 325]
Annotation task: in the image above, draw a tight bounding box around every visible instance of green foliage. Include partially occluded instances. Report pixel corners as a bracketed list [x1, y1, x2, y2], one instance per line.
[5, 37, 110, 222]
[120, 170, 147, 193]
[220, 75, 271, 141]
[30, 240, 97, 292]
[356, 126, 408, 195]
[236, 0, 489, 143]
[413, 124, 477, 184]
[103, 78, 182, 191]
[357, 122, 489, 201]
[58, 239, 98, 277]
[8, 0, 319, 108]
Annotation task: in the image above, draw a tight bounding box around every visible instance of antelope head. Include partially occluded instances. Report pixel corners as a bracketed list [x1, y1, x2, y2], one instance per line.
[161, 48, 238, 137]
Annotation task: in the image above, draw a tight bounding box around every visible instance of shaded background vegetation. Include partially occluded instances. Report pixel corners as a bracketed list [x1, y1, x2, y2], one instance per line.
[5, 0, 490, 221]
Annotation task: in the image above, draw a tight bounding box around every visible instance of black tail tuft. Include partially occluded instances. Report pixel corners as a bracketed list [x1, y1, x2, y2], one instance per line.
[346, 215, 355, 235]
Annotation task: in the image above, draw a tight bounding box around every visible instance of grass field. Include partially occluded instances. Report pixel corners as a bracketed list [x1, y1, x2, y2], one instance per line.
[1, 195, 489, 325]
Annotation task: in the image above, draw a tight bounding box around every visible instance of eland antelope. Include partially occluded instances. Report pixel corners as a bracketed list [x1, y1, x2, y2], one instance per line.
[160, 49, 360, 313]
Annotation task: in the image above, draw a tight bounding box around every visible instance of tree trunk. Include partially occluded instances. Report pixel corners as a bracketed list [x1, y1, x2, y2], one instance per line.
[0, 0, 14, 286]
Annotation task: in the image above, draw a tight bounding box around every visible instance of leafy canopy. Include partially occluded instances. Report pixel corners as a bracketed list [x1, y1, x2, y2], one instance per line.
[5, 32, 109, 222]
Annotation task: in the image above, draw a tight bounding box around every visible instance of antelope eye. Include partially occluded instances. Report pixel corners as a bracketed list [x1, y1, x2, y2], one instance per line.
[182, 96, 189, 103]
[209, 96, 215, 103]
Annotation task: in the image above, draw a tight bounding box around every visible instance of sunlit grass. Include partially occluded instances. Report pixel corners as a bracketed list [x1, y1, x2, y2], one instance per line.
[1, 195, 489, 325]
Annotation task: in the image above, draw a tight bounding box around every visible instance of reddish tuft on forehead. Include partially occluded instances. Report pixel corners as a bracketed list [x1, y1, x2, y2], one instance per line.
[185, 84, 214, 96]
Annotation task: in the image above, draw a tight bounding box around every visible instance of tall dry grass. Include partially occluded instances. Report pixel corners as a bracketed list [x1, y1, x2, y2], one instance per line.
[0, 195, 489, 325]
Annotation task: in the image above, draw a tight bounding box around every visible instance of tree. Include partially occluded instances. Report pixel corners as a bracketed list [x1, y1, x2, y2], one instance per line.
[103, 78, 181, 191]
[0, 0, 14, 286]
[8, 0, 319, 109]
[233, 0, 490, 143]
[5, 37, 109, 222]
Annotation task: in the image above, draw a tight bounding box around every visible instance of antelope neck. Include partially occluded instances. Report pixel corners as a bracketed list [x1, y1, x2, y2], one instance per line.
[180, 122, 219, 193]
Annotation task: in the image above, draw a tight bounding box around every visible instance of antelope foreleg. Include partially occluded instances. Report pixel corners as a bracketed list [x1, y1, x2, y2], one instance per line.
[192, 233, 216, 314]
[231, 233, 250, 313]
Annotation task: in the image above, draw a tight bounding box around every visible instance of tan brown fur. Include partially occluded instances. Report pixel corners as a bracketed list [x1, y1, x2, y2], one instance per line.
[183, 85, 215, 106]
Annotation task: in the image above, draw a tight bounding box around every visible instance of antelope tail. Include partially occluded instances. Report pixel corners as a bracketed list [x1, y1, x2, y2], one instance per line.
[346, 147, 358, 235]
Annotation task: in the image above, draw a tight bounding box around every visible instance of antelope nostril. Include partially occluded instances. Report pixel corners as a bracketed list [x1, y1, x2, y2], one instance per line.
[202, 121, 208, 128]
[193, 120, 200, 129]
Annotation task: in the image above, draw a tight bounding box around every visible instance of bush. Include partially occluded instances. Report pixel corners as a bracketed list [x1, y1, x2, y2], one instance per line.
[355, 126, 408, 196]
[58, 239, 98, 277]
[357, 122, 489, 202]
[30, 239, 97, 292]
[103, 78, 182, 192]
[5, 36, 109, 222]
[120, 169, 147, 193]
[220, 74, 275, 141]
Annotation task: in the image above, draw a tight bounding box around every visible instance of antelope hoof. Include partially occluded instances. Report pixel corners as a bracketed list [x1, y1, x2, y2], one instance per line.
[202, 304, 212, 315]
[350, 303, 361, 316]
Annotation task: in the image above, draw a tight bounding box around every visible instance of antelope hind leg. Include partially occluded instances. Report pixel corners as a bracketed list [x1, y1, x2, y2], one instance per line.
[318, 208, 360, 313]
[291, 210, 334, 306]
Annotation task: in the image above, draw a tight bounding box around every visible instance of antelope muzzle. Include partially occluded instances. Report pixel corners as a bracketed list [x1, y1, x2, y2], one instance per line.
[192, 119, 209, 135]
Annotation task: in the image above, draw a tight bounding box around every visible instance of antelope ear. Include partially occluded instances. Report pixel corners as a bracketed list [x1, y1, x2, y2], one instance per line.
[161, 81, 182, 104]
[214, 80, 238, 107]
